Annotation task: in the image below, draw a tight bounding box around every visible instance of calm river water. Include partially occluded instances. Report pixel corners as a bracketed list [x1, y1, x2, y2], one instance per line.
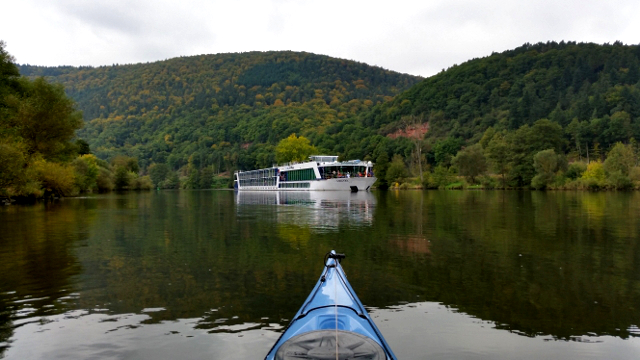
[1, 190, 640, 359]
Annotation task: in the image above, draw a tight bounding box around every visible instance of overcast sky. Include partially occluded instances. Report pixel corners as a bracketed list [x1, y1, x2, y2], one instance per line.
[2, 0, 639, 78]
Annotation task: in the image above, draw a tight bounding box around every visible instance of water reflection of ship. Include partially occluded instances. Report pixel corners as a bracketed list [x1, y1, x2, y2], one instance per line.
[235, 191, 376, 230]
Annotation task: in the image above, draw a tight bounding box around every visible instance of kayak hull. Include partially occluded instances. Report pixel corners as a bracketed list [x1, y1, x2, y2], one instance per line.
[264, 251, 396, 360]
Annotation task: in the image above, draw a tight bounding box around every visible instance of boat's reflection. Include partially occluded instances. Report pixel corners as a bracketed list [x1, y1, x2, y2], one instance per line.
[235, 191, 376, 231]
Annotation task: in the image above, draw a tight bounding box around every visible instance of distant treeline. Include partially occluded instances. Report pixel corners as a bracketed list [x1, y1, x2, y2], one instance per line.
[11, 41, 640, 192]
[374, 119, 640, 190]
[1, 42, 154, 201]
[17, 51, 422, 179]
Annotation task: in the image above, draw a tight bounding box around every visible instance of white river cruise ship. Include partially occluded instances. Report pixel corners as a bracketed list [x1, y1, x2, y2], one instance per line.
[234, 155, 376, 191]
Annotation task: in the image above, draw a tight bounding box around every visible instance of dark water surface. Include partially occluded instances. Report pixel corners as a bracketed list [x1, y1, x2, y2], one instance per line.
[1, 190, 639, 359]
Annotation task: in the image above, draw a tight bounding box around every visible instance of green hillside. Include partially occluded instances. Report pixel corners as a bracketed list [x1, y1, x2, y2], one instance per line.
[370, 41, 640, 142]
[18, 52, 421, 172]
[16, 42, 640, 191]
[353, 41, 640, 189]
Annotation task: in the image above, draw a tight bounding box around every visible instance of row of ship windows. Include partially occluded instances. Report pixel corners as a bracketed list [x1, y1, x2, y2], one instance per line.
[239, 179, 277, 187]
[237, 169, 316, 181]
[237, 169, 277, 180]
[279, 183, 310, 189]
[238, 180, 311, 188]
[282, 169, 316, 181]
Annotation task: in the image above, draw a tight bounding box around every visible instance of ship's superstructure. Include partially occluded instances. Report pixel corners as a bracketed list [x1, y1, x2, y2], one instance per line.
[234, 156, 375, 191]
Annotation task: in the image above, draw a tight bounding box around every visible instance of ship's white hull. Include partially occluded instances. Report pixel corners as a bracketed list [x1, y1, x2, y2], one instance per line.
[237, 176, 376, 191]
[235, 155, 376, 191]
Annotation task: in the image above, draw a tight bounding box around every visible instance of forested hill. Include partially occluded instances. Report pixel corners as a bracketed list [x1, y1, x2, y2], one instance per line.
[18, 51, 422, 171]
[17, 42, 640, 190]
[353, 41, 640, 189]
[368, 41, 640, 143]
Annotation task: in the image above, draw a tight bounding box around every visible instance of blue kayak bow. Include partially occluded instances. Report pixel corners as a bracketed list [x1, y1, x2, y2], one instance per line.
[265, 251, 397, 360]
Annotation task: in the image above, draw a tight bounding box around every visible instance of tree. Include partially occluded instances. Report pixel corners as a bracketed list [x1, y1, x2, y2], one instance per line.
[508, 120, 566, 187]
[199, 166, 214, 189]
[533, 149, 558, 175]
[581, 160, 606, 184]
[386, 154, 408, 185]
[275, 133, 317, 164]
[606, 111, 632, 145]
[148, 163, 171, 187]
[531, 149, 558, 189]
[111, 155, 139, 173]
[0, 40, 21, 119]
[162, 171, 180, 189]
[432, 137, 463, 167]
[114, 166, 132, 190]
[485, 133, 510, 188]
[183, 157, 200, 189]
[96, 167, 114, 192]
[112, 157, 141, 191]
[452, 144, 486, 184]
[374, 152, 390, 190]
[1, 43, 89, 199]
[566, 118, 588, 161]
[630, 138, 640, 166]
[75, 139, 92, 155]
[0, 141, 27, 196]
[603, 142, 635, 176]
[33, 158, 77, 197]
[430, 164, 457, 188]
[73, 154, 99, 192]
[6, 77, 83, 159]
[479, 127, 496, 149]
[565, 162, 587, 180]
[528, 119, 566, 153]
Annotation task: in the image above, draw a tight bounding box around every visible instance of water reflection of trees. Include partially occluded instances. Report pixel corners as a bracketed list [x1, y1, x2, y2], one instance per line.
[369, 191, 640, 340]
[70, 191, 326, 330]
[0, 200, 93, 357]
[3, 190, 640, 352]
[67, 191, 383, 333]
[112, 190, 639, 340]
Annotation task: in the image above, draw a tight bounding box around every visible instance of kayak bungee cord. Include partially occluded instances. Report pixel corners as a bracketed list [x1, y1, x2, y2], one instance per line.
[335, 263, 338, 360]
[324, 251, 344, 360]
[323, 251, 345, 360]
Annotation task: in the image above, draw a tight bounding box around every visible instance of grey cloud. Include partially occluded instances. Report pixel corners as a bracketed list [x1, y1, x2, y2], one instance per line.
[47, 0, 216, 64]
[53, 0, 146, 35]
[51, 0, 214, 41]
[4, 0, 639, 76]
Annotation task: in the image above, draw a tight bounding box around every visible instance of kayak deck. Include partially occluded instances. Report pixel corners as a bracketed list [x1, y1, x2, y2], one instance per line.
[265, 251, 396, 360]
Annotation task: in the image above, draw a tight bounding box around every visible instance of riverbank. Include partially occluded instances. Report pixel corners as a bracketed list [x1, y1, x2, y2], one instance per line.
[386, 173, 640, 191]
